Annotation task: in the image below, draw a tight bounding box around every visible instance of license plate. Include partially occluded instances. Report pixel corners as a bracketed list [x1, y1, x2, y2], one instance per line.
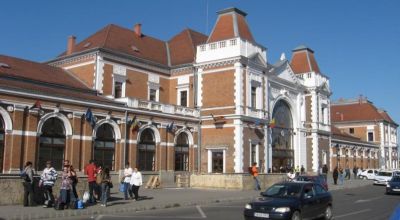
[254, 212, 269, 218]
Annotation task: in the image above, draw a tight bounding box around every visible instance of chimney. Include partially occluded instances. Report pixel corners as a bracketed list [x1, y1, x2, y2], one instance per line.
[67, 35, 76, 55]
[134, 23, 142, 37]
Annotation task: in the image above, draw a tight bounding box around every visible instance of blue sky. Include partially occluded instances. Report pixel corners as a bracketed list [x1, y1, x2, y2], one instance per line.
[1, 0, 399, 125]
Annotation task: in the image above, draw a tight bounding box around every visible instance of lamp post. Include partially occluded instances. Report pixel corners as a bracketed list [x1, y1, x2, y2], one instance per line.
[335, 144, 340, 168]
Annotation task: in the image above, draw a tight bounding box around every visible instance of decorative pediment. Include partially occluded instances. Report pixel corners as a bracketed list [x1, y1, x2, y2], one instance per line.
[248, 53, 267, 67]
[273, 61, 301, 85]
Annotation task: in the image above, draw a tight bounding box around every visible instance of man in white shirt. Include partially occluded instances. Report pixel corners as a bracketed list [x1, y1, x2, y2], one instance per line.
[123, 163, 133, 200]
[129, 168, 143, 201]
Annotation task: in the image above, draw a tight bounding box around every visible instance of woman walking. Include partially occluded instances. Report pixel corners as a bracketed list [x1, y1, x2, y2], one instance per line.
[130, 168, 143, 201]
[22, 161, 35, 206]
[339, 167, 345, 185]
[69, 165, 78, 200]
[60, 166, 72, 207]
[333, 167, 339, 185]
[100, 167, 111, 207]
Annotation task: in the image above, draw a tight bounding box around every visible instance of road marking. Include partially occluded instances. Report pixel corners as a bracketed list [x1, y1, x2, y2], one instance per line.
[196, 205, 207, 218]
[354, 196, 384, 203]
[94, 215, 103, 220]
[334, 209, 371, 219]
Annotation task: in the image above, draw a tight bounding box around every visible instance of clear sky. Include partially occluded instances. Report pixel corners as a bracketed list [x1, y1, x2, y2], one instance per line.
[1, 0, 399, 125]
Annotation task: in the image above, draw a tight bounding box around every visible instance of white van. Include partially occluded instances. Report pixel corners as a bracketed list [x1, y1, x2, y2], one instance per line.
[359, 169, 379, 180]
[374, 171, 394, 185]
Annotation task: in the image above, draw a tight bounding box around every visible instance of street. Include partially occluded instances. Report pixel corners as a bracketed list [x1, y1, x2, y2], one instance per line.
[59, 184, 399, 220]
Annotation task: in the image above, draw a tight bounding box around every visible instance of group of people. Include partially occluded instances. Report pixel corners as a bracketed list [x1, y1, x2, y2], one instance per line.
[332, 166, 362, 185]
[21, 159, 143, 208]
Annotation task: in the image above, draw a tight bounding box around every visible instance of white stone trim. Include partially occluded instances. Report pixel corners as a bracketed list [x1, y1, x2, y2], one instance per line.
[174, 128, 194, 146]
[201, 106, 235, 111]
[207, 148, 226, 173]
[137, 124, 161, 144]
[95, 54, 104, 93]
[197, 68, 203, 107]
[37, 112, 73, 137]
[0, 106, 12, 132]
[63, 60, 95, 70]
[72, 135, 93, 141]
[234, 62, 243, 115]
[120, 139, 137, 144]
[12, 130, 37, 136]
[93, 119, 122, 141]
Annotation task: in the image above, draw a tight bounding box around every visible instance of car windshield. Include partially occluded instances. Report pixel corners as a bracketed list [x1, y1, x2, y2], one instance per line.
[297, 176, 313, 181]
[377, 172, 392, 177]
[263, 184, 301, 198]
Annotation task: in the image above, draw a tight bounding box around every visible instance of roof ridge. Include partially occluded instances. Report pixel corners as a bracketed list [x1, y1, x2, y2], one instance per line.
[101, 24, 114, 48]
[185, 29, 196, 59]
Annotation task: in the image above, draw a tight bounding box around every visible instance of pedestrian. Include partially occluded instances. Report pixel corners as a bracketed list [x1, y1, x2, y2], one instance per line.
[100, 167, 111, 207]
[85, 160, 97, 204]
[123, 163, 133, 200]
[130, 168, 143, 201]
[22, 161, 35, 207]
[353, 166, 357, 179]
[59, 165, 72, 207]
[250, 162, 261, 190]
[287, 169, 296, 181]
[333, 167, 338, 185]
[345, 167, 350, 180]
[322, 164, 328, 182]
[339, 168, 344, 185]
[300, 165, 305, 175]
[69, 165, 78, 200]
[40, 161, 57, 208]
[95, 164, 103, 201]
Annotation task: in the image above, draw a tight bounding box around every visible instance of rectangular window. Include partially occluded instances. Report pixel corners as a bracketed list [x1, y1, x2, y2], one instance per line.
[251, 86, 257, 109]
[180, 90, 188, 107]
[212, 151, 223, 173]
[368, 132, 374, 142]
[349, 128, 354, 134]
[149, 89, 157, 102]
[114, 81, 123, 98]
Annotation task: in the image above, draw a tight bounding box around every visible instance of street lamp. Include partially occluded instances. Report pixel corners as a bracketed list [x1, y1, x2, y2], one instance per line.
[335, 144, 340, 168]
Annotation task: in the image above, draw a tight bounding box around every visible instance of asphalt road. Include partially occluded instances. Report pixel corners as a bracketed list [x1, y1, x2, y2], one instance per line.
[60, 185, 399, 220]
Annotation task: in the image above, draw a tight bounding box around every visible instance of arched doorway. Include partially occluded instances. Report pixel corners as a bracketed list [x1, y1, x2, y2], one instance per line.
[38, 117, 65, 170]
[138, 128, 156, 171]
[94, 123, 115, 170]
[175, 132, 189, 171]
[271, 100, 293, 173]
[0, 116, 4, 173]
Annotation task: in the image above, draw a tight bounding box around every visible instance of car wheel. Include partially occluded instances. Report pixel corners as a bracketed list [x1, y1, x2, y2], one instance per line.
[291, 211, 301, 220]
[324, 205, 333, 220]
[362, 176, 367, 180]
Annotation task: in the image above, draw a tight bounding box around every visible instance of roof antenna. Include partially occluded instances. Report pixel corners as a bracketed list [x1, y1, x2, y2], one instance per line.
[280, 53, 286, 61]
[205, 0, 209, 34]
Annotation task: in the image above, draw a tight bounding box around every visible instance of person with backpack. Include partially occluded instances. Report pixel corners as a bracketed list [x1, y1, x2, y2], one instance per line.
[100, 167, 111, 207]
[40, 161, 58, 208]
[22, 161, 35, 207]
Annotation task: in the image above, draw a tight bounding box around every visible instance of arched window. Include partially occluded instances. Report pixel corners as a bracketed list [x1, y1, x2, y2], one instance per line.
[0, 116, 4, 173]
[175, 132, 189, 171]
[38, 118, 65, 170]
[94, 124, 115, 170]
[138, 128, 155, 171]
[271, 100, 294, 173]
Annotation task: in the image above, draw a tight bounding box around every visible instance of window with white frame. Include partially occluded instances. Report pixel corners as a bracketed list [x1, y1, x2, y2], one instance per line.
[149, 88, 157, 102]
[368, 131, 374, 142]
[251, 86, 257, 109]
[250, 143, 259, 166]
[207, 148, 225, 173]
[114, 81, 123, 98]
[113, 65, 126, 98]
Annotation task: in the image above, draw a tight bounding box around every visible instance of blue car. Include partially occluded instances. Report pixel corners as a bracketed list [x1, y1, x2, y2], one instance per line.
[244, 182, 333, 220]
[386, 175, 400, 195]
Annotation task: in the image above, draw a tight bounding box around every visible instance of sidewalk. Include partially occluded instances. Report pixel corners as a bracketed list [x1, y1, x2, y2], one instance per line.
[0, 177, 372, 220]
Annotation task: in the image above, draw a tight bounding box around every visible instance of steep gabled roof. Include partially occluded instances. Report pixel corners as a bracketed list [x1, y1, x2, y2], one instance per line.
[58, 24, 169, 66]
[168, 29, 208, 66]
[207, 7, 255, 43]
[331, 99, 398, 126]
[290, 45, 321, 74]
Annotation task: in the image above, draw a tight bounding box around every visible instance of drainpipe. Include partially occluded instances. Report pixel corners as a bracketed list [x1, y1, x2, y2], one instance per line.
[197, 112, 202, 173]
[123, 110, 128, 169]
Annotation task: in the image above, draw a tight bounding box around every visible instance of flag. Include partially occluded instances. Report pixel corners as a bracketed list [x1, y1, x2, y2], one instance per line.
[166, 122, 177, 133]
[211, 114, 225, 123]
[85, 108, 97, 128]
[268, 118, 276, 128]
[29, 100, 42, 110]
[255, 118, 261, 127]
[132, 117, 141, 131]
[127, 116, 136, 126]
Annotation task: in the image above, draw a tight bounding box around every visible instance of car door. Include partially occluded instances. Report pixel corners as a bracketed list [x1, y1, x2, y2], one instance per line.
[366, 170, 373, 179]
[314, 184, 330, 216]
[301, 184, 318, 219]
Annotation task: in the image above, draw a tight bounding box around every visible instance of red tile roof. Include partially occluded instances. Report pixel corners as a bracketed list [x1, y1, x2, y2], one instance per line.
[168, 29, 208, 66]
[331, 125, 361, 142]
[59, 24, 169, 66]
[331, 100, 398, 126]
[207, 7, 255, 43]
[290, 46, 321, 74]
[0, 55, 117, 105]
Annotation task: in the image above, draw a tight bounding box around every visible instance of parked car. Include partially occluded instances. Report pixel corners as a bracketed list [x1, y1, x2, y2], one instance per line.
[386, 176, 400, 194]
[359, 169, 378, 180]
[374, 171, 394, 185]
[244, 182, 333, 220]
[295, 175, 328, 191]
